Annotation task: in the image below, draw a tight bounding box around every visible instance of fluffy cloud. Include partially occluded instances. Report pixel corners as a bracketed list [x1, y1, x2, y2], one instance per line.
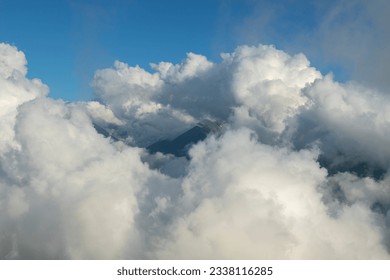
[0, 96, 154, 259]
[292, 75, 390, 175]
[156, 130, 388, 259]
[91, 45, 320, 145]
[1, 42, 390, 259]
[225, 45, 321, 134]
[0, 43, 48, 154]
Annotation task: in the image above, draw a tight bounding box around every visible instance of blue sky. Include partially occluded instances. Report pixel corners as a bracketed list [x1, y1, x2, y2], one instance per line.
[1, 0, 227, 100]
[1, 0, 387, 100]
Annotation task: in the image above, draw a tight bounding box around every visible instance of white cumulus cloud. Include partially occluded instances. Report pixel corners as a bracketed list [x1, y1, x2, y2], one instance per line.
[1, 42, 390, 259]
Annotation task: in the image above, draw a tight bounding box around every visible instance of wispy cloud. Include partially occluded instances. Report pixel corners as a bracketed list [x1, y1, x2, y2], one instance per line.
[221, 0, 390, 91]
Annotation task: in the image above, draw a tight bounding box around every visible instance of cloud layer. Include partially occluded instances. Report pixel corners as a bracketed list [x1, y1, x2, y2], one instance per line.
[1, 42, 390, 259]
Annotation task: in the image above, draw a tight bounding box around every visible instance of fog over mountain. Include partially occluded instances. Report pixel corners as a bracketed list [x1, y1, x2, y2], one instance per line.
[1, 42, 390, 259]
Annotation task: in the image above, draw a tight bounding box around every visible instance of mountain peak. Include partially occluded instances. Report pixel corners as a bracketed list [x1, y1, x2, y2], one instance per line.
[147, 119, 223, 157]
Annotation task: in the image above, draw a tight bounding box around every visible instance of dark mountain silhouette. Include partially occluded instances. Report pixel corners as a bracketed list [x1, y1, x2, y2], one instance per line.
[147, 120, 223, 157]
[94, 119, 224, 157]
